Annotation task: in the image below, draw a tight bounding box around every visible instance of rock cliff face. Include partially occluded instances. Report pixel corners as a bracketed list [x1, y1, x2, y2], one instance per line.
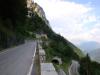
[32, 3, 50, 26]
[27, 1, 49, 25]
[27, 0, 33, 17]
[27, 0, 33, 8]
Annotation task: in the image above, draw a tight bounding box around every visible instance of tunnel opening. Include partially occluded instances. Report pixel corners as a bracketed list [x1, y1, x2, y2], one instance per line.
[52, 59, 59, 65]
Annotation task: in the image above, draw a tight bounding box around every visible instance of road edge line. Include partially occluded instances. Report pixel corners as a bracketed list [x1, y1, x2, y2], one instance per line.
[27, 42, 37, 75]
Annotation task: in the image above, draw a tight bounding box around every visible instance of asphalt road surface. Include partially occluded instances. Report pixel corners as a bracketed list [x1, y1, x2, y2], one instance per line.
[0, 41, 36, 75]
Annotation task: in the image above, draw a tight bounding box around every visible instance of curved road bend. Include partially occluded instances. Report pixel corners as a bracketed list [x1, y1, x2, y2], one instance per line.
[0, 41, 36, 75]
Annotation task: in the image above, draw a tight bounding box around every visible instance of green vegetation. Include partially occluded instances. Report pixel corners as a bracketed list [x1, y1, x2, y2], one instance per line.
[42, 33, 81, 73]
[68, 42, 84, 58]
[45, 39, 79, 62]
[79, 54, 100, 75]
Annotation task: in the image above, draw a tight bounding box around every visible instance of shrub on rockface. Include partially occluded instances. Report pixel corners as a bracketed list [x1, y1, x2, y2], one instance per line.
[45, 39, 79, 62]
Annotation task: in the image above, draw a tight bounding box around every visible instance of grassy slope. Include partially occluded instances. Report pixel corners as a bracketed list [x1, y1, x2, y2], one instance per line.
[67, 41, 84, 58]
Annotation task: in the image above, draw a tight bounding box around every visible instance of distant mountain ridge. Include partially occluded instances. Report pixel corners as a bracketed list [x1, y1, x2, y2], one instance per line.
[78, 41, 100, 53]
[89, 48, 100, 63]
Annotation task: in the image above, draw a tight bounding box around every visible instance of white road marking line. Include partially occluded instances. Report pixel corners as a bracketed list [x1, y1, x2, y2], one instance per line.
[27, 42, 37, 75]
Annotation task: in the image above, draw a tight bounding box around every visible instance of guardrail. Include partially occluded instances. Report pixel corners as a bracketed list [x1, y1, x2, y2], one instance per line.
[31, 41, 41, 75]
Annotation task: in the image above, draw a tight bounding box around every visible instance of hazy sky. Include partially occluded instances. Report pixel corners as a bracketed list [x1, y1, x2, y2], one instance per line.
[34, 0, 100, 45]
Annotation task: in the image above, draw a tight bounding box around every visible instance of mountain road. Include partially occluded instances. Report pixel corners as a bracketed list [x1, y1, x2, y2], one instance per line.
[0, 41, 36, 75]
